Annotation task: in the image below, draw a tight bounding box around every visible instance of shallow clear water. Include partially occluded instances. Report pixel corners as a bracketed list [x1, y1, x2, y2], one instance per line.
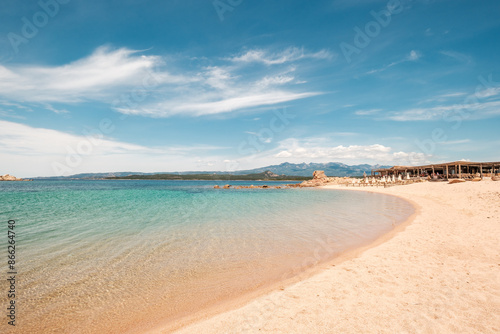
[0, 180, 414, 333]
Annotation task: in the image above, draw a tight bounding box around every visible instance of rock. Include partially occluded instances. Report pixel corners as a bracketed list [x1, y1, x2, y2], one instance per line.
[0, 174, 24, 181]
[448, 179, 466, 184]
[312, 170, 327, 179]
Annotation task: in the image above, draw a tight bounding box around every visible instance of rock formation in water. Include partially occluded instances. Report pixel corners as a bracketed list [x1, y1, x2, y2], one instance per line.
[299, 170, 354, 187]
[214, 170, 356, 189]
[312, 170, 327, 179]
[0, 174, 26, 181]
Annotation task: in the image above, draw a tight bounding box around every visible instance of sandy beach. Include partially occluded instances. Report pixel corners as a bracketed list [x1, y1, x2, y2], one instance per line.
[167, 179, 500, 333]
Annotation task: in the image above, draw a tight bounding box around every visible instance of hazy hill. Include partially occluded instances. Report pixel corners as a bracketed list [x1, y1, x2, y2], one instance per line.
[33, 162, 390, 179]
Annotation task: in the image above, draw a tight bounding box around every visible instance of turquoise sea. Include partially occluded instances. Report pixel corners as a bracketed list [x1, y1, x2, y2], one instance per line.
[0, 180, 414, 333]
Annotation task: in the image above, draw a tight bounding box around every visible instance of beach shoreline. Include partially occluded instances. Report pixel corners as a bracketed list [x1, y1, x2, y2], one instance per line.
[165, 180, 500, 333]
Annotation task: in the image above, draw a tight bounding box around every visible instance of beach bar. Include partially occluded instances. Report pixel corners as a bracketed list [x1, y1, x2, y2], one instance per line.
[371, 161, 500, 180]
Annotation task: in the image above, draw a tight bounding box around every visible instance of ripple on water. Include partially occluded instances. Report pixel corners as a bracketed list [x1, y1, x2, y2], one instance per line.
[0, 180, 414, 333]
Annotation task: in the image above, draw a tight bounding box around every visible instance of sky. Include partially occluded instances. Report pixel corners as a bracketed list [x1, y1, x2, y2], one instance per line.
[0, 0, 499, 177]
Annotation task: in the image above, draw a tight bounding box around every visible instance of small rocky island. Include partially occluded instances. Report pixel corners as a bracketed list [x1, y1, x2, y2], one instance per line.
[214, 170, 354, 189]
[0, 174, 29, 181]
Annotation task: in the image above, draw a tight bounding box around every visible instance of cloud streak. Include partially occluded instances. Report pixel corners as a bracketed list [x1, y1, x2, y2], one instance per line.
[0, 45, 329, 118]
[0, 46, 169, 103]
[0, 120, 227, 177]
[385, 100, 500, 121]
[366, 50, 421, 75]
[227, 47, 335, 65]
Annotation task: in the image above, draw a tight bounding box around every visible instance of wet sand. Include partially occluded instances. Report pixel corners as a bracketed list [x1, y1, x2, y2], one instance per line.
[167, 179, 500, 333]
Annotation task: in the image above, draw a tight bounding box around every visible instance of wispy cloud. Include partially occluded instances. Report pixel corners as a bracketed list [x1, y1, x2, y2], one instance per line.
[0, 45, 328, 118]
[0, 100, 34, 111]
[439, 139, 470, 145]
[417, 91, 467, 104]
[43, 104, 69, 114]
[386, 100, 500, 121]
[406, 50, 420, 61]
[119, 91, 321, 117]
[440, 50, 474, 65]
[0, 46, 176, 103]
[354, 108, 382, 115]
[367, 50, 421, 75]
[227, 47, 335, 65]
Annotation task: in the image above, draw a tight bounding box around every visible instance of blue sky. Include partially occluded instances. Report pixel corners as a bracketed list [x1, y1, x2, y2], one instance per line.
[1, 0, 499, 177]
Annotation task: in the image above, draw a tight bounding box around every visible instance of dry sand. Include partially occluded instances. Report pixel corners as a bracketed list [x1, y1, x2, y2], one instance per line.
[163, 180, 500, 333]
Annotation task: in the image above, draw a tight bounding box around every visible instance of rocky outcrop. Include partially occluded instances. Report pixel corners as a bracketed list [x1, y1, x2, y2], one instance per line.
[0, 174, 25, 181]
[312, 170, 327, 179]
[300, 170, 355, 187]
[214, 170, 356, 190]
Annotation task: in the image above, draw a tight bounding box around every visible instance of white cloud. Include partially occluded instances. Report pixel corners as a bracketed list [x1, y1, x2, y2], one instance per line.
[417, 92, 472, 105]
[43, 104, 69, 114]
[0, 46, 176, 103]
[354, 108, 382, 116]
[256, 75, 295, 88]
[244, 137, 431, 166]
[406, 50, 421, 61]
[0, 100, 33, 111]
[0, 120, 226, 177]
[0, 45, 328, 118]
[228, 47, 335, 65]
[475, 87, 500, 99]
[202, 66, 235, 90]
[117, 91, 321, 117]
[386, 100, 500, 121]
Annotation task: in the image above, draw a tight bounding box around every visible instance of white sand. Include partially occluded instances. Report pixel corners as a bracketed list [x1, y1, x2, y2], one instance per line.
[164, 180, 500, 333]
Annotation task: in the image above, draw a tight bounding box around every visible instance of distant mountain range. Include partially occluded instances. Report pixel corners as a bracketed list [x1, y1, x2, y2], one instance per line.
[106, 170, 310, 181]
[234, 162, 390, 177]
[33, 162, 391, 180]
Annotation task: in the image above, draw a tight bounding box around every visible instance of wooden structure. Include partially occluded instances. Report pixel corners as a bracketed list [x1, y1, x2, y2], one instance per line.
[372, 161, 500, 180]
